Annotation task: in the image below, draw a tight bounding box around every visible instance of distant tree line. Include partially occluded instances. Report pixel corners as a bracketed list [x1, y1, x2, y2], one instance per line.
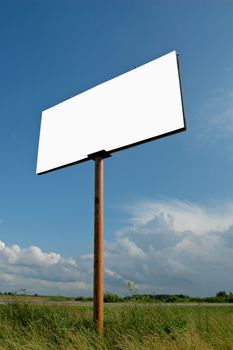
[102, 290, 233, 303]
[0, 290, 232, 303]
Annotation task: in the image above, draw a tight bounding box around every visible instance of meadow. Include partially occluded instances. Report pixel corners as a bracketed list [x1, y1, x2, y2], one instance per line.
[0, 302, 232, 350]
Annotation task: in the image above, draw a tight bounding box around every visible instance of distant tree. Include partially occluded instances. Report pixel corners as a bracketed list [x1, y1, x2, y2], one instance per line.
[104, 292, 121, 303]
[216, 291, 227, 297]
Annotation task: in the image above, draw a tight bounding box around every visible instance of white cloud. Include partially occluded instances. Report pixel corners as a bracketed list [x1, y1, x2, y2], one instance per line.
[104, 199, 233, 296]
[1, 244, 61, 266]
[106, 237, 146, 259]
[0, 199, 233, 297]
[0, 273, 16, 282]
[126, 199, 233, 234]
[0, 241, 89, 296]
[81, 254, 93, 260]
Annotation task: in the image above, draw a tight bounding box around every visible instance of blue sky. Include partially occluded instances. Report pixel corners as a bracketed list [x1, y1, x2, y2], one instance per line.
[0, 0, 233, 297]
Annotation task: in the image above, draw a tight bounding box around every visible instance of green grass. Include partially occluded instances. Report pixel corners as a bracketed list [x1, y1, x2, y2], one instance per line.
[47, 295, 72, 302]
[0, 303, 232, 349]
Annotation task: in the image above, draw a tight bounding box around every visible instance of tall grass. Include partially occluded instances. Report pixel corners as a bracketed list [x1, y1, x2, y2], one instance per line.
[0, 303, 232, 349]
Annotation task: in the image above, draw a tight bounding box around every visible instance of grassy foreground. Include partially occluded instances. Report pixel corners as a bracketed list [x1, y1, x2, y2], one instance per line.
[0, 303, 232, 349]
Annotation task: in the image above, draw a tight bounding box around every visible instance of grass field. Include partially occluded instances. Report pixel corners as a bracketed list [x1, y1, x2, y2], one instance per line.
[0, 302, 232, 349]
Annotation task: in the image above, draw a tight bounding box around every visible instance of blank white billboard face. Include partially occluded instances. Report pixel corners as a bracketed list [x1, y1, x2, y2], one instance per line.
[36, 51, 185, 174]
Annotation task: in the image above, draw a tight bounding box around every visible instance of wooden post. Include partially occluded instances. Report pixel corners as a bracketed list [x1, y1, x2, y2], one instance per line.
[94, 156, 104, 333]
[88, 150, 110, 333]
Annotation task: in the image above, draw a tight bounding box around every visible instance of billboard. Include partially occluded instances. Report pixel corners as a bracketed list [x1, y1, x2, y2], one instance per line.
[36, 51, 185, 174]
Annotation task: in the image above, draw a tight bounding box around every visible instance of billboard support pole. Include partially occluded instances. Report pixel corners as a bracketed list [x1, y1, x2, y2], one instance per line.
[88, 150, 111, 334]
[94, 155, 104, 333]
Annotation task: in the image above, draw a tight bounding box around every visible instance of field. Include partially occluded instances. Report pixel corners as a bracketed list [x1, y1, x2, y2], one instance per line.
[0, 302, 232, 350]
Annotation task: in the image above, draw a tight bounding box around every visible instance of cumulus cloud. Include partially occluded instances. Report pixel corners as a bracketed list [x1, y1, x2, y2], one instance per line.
[127, 199, 233, 234]
[0, 199, 233, 297]
[106, 237, 146, 258]
[0, 241, 90, 296]
[104, 199, 233, 296]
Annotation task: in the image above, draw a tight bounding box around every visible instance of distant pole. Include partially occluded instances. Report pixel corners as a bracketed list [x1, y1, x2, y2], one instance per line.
[94, 156, 104, 333]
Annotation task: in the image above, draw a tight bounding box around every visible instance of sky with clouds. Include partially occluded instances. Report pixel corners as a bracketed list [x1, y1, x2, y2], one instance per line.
[0, 0, 233, 297]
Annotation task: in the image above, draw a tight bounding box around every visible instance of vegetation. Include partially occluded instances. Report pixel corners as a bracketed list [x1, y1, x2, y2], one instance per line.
[0, 290, 232, 303]
[104, 292, 122, 303]
[105, 290, 233, 304]
[0, 302, 232, 349]
[48, 295, 72, 302]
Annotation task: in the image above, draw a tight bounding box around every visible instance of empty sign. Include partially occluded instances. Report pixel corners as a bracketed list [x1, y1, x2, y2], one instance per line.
[36, 51, 185, 174]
